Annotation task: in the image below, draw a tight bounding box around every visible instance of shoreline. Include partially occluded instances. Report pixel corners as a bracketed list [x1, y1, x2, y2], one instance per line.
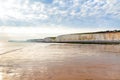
[25, 40, 120, 44]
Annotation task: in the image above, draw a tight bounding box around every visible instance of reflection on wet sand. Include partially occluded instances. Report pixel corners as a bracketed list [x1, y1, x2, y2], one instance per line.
[0, 70, 3, 80]
[0, 43, 120, 80]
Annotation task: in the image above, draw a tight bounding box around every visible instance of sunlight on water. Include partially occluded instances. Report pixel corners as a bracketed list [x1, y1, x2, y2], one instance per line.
[0, 42, 4, 47]
[0, 43, 120, 80]
[0, 72, 2, 80]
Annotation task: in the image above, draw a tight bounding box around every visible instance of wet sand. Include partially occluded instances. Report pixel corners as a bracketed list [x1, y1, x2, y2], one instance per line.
[0, 43, 120, 80]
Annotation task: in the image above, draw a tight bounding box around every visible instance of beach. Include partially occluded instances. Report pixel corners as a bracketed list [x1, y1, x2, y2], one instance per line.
[0, 42, 120, 80]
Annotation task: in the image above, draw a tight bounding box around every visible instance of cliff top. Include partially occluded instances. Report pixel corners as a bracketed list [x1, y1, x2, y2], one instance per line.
[74, 30, 120, 35]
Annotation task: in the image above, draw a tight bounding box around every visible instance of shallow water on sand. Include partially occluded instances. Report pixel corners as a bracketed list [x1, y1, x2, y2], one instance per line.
[0, 42, 120, 80]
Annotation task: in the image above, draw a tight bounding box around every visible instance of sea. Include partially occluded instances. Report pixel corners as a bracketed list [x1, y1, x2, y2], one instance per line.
[0, 41, 120, 80]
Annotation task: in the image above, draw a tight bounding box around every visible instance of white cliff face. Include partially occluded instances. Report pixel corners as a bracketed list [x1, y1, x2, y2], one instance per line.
[56, 32, 120, 42]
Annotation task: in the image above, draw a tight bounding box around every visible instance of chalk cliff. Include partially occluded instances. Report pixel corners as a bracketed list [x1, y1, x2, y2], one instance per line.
[56, 32, 120, 41]
[26, 30, 120, 44]
[55, 31, 120, 43]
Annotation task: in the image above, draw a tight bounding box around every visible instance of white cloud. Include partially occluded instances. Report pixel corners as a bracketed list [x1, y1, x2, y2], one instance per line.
[104, 0, 120, 17]
[71, 0, 120, 17]
[0, 0, 119, 26]
[0, 0, 48, 21]
[0, 0, 23, 20]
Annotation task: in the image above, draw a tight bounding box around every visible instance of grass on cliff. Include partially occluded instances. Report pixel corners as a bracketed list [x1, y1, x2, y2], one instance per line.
[50, 37, 56, 40]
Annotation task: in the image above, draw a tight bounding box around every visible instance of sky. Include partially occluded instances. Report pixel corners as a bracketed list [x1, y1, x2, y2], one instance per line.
[0, 0, 120, 39]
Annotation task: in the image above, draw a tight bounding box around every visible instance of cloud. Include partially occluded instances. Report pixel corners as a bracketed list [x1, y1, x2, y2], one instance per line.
[0, 0, 48, 21]
[0, 0, 119, 27]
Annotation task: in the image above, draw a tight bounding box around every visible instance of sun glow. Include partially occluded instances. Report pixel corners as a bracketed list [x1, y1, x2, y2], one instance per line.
[0, 26, 83, 39]
[0, 26, 110, 34]
[0, 26, 116, 40]
[0, 26, 83, 34]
